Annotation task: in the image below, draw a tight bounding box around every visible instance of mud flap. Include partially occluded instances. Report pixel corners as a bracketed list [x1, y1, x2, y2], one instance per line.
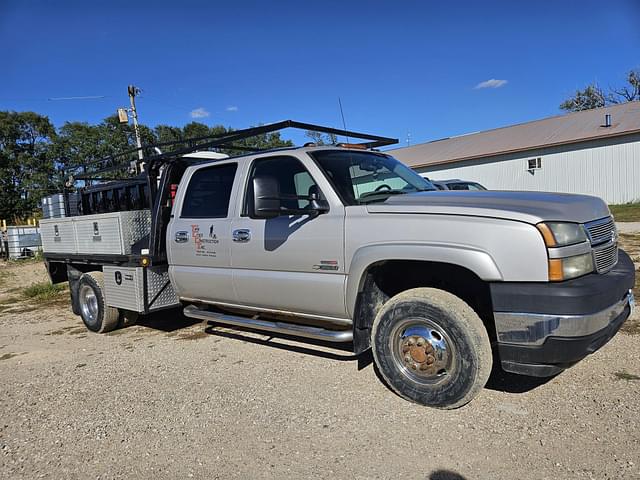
[353, 272, 389, 355]
[67, 265, 83, 315]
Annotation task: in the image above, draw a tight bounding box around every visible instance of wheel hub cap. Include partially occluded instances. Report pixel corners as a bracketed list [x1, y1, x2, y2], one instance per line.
[391, 318, 456, 384]
[79, 284, 99, 324]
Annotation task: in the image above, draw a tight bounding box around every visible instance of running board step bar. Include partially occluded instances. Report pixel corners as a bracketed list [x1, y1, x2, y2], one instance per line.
[183, 305, 353, 343]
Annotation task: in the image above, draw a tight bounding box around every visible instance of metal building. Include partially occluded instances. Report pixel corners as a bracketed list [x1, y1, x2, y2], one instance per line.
[389, 102, 640, 204]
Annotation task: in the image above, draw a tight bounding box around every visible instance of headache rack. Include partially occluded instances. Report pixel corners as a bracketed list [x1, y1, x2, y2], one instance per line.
[67, 120, 396, 187]
[43, 120, 397, 267]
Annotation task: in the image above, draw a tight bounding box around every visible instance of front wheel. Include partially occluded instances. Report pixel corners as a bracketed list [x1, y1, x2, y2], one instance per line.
[78, 271, 120, 333]
[371, 288, 492, 409]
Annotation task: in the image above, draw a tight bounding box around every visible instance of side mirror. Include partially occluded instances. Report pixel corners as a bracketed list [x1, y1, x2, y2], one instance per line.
[253, 176, 281, 219]
[308, 191, 329, 215]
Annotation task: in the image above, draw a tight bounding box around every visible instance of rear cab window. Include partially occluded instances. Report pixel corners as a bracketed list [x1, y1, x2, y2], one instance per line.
[181, 163, 238, 218]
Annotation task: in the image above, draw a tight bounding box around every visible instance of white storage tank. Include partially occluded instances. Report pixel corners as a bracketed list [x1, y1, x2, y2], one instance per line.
[41, 194, 66, 219]
[6, 226, 42, 259]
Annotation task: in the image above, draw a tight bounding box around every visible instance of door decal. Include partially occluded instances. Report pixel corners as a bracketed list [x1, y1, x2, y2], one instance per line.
[191, 224, 219, 257]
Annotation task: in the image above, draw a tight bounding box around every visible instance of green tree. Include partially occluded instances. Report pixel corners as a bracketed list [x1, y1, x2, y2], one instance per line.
[305, 130, 337, 145]
[560, 69, 640, 112]
[559, 85, 606, 112]
[0, 111, 296, 222]
[154, 125, 184, 146]
[0, 111, 56, 221]
[51, 121, 105, 184]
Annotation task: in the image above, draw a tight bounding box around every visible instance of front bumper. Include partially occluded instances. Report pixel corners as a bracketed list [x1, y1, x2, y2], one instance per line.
[490, 249, 636, 377]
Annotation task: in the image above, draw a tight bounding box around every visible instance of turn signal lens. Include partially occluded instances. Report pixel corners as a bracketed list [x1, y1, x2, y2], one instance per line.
[537, 223, 557, 247]
[537, 222, 588, 247]
[548, 259, 564, 281]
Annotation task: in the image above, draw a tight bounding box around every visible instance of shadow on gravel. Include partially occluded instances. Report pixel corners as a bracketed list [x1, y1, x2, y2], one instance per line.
[136, 308, 201, 332]
[429, 470, 467, 480]
[136, 310, 554, 394]
[485, 362, 555, 393]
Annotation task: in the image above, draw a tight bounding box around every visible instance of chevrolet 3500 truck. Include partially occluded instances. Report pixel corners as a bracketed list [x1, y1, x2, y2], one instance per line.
[41, 121, 635, 409]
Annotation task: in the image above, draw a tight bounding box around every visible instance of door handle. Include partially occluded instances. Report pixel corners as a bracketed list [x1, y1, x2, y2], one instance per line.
[175, 231, 189, 243]
[232, 229, 251, 243]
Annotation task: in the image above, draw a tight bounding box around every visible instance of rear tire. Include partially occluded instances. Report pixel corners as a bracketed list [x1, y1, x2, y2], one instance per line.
[371, 288, 492, 409]
[77, 271, 120, 333]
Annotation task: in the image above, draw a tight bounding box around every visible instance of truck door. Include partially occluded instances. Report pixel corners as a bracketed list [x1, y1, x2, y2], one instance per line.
[230, 154, 348, 320]
[167, 161, 240, 303]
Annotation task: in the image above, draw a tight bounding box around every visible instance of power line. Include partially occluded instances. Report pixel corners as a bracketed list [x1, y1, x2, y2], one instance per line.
[48, 96, 108, 101]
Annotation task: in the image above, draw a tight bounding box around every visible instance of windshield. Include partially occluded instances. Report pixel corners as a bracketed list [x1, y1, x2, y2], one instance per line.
[310, 150, 436, 205]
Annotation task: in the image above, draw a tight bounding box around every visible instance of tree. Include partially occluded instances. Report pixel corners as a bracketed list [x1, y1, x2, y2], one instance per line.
[154, 125, 184, 146]
[560, 69, 640, 112]
[0, 111, 296, 221]
[305, 130, 337, 145]
[51, 121, 106, 185]
[0, 111, 56, 222]
[610, 69, 640, 103]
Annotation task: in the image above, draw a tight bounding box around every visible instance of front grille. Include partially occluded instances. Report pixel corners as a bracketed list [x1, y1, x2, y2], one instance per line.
[584, 216, 618, 273]
[593, 243, 618, 273]
[585, 217, 616, 246]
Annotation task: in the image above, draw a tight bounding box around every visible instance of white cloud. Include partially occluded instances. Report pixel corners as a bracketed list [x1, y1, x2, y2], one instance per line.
[226, 105, 238, 112]
[474, 78, 508, 89]
[190, 107, 210, 118]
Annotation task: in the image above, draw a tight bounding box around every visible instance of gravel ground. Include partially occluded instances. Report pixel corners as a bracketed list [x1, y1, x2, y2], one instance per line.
[1, 260, 639, 480]
[617, 222, 640, 234]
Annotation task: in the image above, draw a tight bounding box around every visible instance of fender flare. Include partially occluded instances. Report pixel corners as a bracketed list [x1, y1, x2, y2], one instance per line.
[345, 243, 503, 318]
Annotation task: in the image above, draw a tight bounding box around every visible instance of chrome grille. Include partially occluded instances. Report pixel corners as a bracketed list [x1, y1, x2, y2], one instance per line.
[584, 216, 618, 273]
[585, 217, 616, 246]
[593, 243, 618, 273]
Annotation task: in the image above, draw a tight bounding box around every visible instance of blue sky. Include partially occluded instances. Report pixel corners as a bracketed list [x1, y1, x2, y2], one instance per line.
[1, 0, 639, 147]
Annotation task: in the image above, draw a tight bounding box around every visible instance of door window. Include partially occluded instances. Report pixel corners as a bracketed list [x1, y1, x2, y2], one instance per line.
[181, 163, 238, 218]
[245, 156, 322, 214]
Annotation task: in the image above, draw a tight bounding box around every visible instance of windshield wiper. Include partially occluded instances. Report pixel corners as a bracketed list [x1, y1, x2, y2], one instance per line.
[359, 189, 424, 204]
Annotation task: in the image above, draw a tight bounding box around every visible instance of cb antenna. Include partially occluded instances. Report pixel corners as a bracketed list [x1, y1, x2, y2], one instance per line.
[338, 97, 350, 144]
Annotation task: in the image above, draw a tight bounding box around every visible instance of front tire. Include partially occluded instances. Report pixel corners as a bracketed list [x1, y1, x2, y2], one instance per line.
[371, 288, 492, 409]
[78, 271, 120, 333]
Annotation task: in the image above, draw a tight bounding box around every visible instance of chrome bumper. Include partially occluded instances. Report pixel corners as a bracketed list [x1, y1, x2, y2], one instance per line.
[494, 290, 634, 346]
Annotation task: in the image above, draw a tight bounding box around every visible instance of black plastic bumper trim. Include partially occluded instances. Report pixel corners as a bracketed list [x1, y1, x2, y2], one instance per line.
[498, 302, 631, 376]
[490, 249, 635, 316]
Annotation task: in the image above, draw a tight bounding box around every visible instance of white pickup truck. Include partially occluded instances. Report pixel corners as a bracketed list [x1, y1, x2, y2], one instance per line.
[41, 121, 635, 409]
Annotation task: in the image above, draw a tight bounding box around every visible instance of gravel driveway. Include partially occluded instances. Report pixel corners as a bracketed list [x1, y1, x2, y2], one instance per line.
[1, 260, 639, 480]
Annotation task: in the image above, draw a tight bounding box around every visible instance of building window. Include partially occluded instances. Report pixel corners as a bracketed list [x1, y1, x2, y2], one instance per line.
[527, 157, 542, 170]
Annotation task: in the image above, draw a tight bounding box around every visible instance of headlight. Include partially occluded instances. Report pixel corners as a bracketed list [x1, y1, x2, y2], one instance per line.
[548, 252, 594, 281]
[538, 222, 593, 281]
[537, 222, 588, 247]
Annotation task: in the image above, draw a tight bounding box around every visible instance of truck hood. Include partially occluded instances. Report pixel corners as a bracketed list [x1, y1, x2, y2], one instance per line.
[366, 191, 610, 224]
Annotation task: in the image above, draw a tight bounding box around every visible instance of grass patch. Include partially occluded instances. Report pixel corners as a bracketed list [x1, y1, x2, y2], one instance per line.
[22, 281, 67, 301]
[609, 203, 640, 222]
[0, 269, 16, 288]
[614, 370, 640, 381]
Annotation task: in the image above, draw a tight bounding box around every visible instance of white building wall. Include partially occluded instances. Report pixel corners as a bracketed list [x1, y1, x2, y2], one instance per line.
[415, 135, 640, 204]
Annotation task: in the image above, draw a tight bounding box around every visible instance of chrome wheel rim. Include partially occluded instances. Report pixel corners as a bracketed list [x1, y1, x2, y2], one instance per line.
[389, 317, 456, 385]
[79, 284, 99, 324]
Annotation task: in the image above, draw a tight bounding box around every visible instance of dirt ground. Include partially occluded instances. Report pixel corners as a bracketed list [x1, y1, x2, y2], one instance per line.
[1, 243, 639, 479]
